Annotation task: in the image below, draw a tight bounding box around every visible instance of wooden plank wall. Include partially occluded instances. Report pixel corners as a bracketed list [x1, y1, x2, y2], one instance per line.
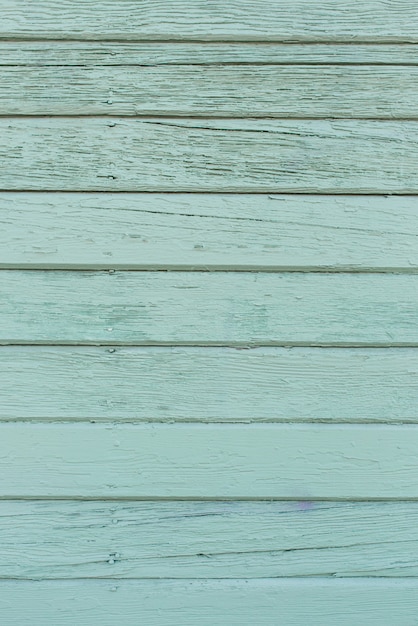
[1, 2, 418, 623]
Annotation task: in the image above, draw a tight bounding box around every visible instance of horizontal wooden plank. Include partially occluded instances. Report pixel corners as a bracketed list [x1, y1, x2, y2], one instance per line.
[3, 42, 418, 66]
[2, 271, 418, 345]
[2, 1, 418, 42]
[1, 580, 418, 625]
[1, 423, 418, 498]
[1, 580, 418, 626]
[2, 500, 418, 578]
[2, 118, 418, 192]
[2, 193, 418, 271]
[2, 346, 417, 422]
[3, 65, 418, 118]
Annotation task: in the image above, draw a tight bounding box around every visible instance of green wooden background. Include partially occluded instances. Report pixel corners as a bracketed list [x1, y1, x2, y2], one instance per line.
[1, 2, 418, 624]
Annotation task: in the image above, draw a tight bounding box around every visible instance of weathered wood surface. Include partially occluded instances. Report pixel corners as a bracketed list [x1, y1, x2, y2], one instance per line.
[2, 193, 418, 271]
[1, 346, 417, 422]
[2, 271, 418, 345]
[4, 65, 418, 118]
[2, 1, 418, 42]
[2, 579, 418, 625]
[2, 0, 417, 616]
[1, 579, 418, 625]
[1, 422, 418, 498]
[2, 500, 418, 578]
[2, 118, 418, 192]
[4, 42, 418, 66]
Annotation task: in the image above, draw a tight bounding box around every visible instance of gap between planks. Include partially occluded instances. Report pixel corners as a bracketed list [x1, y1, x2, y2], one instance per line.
[2, 38, 418, 44]
[3, 343, 418, 348]
[2, 267, 418, 273]
[5, 494, 418, 500]
[0, 190, 415, 195]
[5, 39, 418, 46]
[4, 117, 418, 121]
[5, 40, 418, 44]
[4, 114, 418, 119]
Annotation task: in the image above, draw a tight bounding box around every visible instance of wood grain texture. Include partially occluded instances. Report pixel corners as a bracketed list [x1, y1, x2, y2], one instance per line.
[3, 42, 418, 65]
[2, 500, 418, 578]
[3, 64, 418, 118]
[2, 1, 418, 42]
[2, 0, 416, 611]
[2, 118, 418, 192]
[2, 271, 418, 346]
[1, 346, 417, 422]
[1, 422, 418, 498]
[2, 193, 418, 271]
[1, 579, 418, 625]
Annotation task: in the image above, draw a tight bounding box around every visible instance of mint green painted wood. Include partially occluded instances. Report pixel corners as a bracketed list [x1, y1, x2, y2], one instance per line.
[2, 118, 418, 192]
[3, 42, 418, 65]
[2, 193, 418, 271]
[1, 1, 418, 42]
[1, 579, 418, 625]
[1, 422, 418, 498]
[0, 5, 417, 626]
[2, 500, 418, 578]
[1, 6, 416, 616]
[1, 271, 418, 345]
[1, 346, 416, 422]
[4, 64, 418, 118]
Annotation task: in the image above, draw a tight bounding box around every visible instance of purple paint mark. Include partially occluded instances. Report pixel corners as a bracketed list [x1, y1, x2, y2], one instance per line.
[297, 500, 314, 512]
